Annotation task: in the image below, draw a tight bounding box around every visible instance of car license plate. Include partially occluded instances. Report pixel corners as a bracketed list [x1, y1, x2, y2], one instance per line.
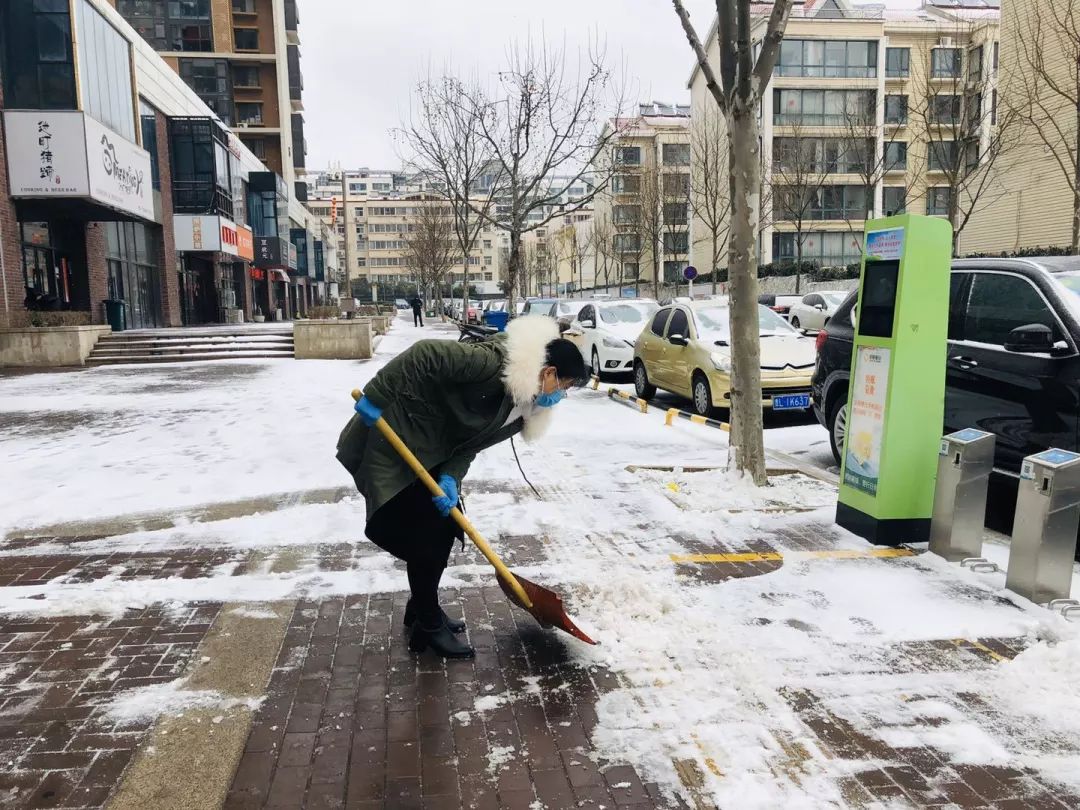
[773, 394, 810, 411]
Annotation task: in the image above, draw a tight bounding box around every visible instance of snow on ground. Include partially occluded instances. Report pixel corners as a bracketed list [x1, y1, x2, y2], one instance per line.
[104, 678, 263, 726]
[4, 313, 1080, 806]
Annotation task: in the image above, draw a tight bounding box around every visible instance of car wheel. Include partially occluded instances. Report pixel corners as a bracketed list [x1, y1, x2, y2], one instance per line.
[692, 373, 713, 417]
[791, 315, 801, 329]
[634, 361, 656, 399]
[828, 396, 847, 466]
[591, 348, 602, 381]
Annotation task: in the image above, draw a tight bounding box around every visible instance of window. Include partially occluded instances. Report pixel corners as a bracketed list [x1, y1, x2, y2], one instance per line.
[883, 186, 906, 215]
[932, 48, 962, 78]
[884, 141, 907, 171]
[773, 138, 871, 174]
[777, 39, 877, 78]
[968, 45, 983, 84]
[663, 232, 689, 253]
[663, 174, 690, 196]
[139, 99, 161, 190]
[105, 221, 161, 329]
[991, 90, 998, 125]
[928, 140, 957, 171]
[232, 0, 255, 11]
[233, 65, 260, 88]
[241, 136, 265, 158]
[623, 262, 639, 278]
[172, 23, 212, 51]
[234, 27, 258, 50]
[666, 309, 689, 337]
[774, 186, 868, 221]
[75, 0, 136, 139]
[664, 203, 689, 226]
[662, 143, 691, 165]
[170, 117, 233, 217]
[926, 186, 952, 216]
[966, 92, 983, 134]
[180, 59, 232, 124]
[663, 261, 685, 283]
[992, 42, 999, 76]
[349, 183, 367, 193]
[931, 95, 961, 124]
[614, 146, 641, 165]
[373, 182, 390, 191]
[772, 231, 863, 267]
[169, 1, 209, 17]
[612, 174, 641, 194]
[884, 95, 907, 125]
[650, 309, 670, 336]
[613, 234, 641, 253]
[484, 256, 492, 266]
[774, 89, 875, 126]
[885, 47, 909, 78]
[235, 102, 263, 125]
[613, 205, 640, 225]
[961, 273, 1062, 346]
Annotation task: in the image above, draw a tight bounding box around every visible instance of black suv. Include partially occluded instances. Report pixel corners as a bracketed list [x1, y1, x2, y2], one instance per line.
[813, 258, 1080, 485]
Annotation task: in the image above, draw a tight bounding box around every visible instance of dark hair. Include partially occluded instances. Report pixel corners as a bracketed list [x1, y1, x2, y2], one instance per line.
[544, 338, 588, 386]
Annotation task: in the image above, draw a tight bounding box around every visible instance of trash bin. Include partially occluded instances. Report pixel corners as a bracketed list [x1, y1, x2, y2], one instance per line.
[103, 299, 127, 332]
[484, 310, 510, 332]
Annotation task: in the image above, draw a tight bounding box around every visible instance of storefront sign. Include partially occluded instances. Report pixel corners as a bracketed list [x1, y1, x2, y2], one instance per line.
[173, 214, 242, 256]
[236, 225, 254, 261]
[4, 110, 154, 222]
[287, 242, 298, 271]
[843, 346, 891, 497]
[254, 236, 291, 269]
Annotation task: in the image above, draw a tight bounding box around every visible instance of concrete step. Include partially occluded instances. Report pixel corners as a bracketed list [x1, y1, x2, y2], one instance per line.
[95, 336, 294, 349]
[90, 342, 294, 356]
[87, 349, 294, 366]
[99, 330, 292, 343]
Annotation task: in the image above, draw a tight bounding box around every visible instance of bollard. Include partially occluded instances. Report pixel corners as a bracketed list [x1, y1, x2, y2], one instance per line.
[929, 429, 995, 561]
[607, 387, 648, 413]
[1005, 449, 1080, 603]
[664, 407, 730, 432]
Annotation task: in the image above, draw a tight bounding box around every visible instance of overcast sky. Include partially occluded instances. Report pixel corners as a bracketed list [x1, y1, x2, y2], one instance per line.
[301, 0, 925, 171]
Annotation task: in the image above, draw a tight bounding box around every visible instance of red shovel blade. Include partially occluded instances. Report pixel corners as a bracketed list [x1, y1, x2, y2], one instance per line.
[498, 571, 597, 645]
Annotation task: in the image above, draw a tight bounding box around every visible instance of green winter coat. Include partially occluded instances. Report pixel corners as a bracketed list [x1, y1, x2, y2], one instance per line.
[336, 316, 560, 522]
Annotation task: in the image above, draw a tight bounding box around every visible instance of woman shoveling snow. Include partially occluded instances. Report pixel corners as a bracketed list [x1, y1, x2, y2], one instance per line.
[337, 316, 586, 659]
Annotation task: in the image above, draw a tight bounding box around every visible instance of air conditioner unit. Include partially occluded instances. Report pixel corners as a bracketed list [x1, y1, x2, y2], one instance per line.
[939, 36, 954, 47]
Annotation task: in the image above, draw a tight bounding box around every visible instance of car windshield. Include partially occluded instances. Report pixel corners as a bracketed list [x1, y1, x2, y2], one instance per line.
[598, 302, 658, 324]
[1058, 272, 1080, 305]
[823, 292, 847, 306]
[694, 305, 799, 343]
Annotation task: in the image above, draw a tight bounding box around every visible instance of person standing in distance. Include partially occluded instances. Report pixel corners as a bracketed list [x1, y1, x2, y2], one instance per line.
[410, 293, 424, 327]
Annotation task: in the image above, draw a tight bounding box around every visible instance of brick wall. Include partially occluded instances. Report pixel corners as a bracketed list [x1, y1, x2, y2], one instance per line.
[0, 84, 25, 328]
[86, 223, 109, 326]
[211, 0, 233, 53]
[154, 110, 182, 326]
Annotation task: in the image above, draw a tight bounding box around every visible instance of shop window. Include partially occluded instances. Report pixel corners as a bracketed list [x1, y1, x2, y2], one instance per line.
[1, 0, 77, 110]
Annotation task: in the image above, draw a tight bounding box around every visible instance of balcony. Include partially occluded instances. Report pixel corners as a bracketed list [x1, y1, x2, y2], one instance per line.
[284, 0, 300, 44]
[168, 117, 235, 219]
[287, 44, 304, 111]
[291, 113, 307, 171]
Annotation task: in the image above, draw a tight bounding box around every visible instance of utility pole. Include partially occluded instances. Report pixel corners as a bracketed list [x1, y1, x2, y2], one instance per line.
[341, 171, 351, 297]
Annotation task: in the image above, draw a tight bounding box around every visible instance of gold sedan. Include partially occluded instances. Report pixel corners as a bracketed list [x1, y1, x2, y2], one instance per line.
[633, 300, 817, 416]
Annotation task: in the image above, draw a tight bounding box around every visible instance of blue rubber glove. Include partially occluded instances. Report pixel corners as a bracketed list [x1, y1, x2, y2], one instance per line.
[354, 396, 382, 427]
[432, 474, 459, 517]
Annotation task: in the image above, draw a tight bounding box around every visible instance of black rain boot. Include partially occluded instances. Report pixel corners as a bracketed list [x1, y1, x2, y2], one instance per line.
[404, 599, 466, 633]
[408, 621, 475, 659]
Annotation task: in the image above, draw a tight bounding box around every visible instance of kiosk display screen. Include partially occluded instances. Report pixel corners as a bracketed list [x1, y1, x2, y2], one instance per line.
[858, 260, 899, 338]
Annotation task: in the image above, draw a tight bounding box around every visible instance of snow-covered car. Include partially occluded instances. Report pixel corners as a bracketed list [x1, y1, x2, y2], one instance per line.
[758, 293, 802, 320]
[394, 298, 409, 310]
[786, 290, 848, 331]
[566, 299, 659, 378]
[634, 301, 816, 416]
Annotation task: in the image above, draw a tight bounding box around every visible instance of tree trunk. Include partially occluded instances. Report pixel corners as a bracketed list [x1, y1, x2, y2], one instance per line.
[795, 233, 802, 294]
[726, 106, 767, 485]
[1073, 189, 1080, 256]
[506, 235, 521, 312]
[711, 233, 719, 295]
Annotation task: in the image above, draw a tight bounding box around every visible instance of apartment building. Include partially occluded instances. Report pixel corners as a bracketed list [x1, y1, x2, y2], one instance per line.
[0, 0, 322, 332]
[593, 103, 693, 293]
[687, 0, 1000, 270]
[108, 0, 307, 200]
[964, 0, 1075, 253]
[520, 208, 595, 296]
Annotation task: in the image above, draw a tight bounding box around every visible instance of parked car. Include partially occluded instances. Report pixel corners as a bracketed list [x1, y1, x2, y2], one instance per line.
[812, 257, 1080, 473]
[565, 299, 659, 379]
[758, 293, 803, 320]
[786, 290, 849, 331]
[394, 298, 410, 310]
[634, 301, 816, 416]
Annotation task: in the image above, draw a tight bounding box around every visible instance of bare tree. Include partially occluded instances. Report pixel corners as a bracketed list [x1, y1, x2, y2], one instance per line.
[400, 199, 456, 319]
[590, 211, 619, 291]
[768, 118, 836, 293]
[673, 0, 796, 484]
[401, 76, 496, 322]
[909, 26, 1018, 255]
[465, 39, 624, 311]
[1010, 0, 1080, 252]
[635, 170, 666, 299]
[661, 170, 692, 296]
[607, 181, 648, 297]
[689, 105, 732, 294]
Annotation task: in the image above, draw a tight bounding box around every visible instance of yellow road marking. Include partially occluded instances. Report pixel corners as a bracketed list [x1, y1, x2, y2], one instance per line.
[951, 637, 1006, 662]
[670, 548, 916, 565]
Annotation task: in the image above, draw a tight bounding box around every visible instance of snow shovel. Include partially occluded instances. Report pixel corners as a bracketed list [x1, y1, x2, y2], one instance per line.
[350, 388, 597, 645]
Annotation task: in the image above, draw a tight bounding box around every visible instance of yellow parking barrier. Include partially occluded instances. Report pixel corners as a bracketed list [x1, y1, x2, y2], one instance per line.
[607, 387, 649, 413]
[589, 375, 600, 390]
[664, 407, 730, 432]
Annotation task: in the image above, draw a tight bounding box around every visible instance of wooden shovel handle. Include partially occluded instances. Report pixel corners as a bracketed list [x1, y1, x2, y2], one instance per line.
[351, 388, 533, 609]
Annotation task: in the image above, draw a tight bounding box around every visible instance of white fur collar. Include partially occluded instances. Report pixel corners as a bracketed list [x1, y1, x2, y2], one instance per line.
[501, 315, 560, 441]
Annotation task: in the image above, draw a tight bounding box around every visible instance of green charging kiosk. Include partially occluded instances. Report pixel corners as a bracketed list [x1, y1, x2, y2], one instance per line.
[836, 213, 952, 545]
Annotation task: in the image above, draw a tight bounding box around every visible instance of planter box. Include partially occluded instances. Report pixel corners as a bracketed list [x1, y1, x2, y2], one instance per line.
[370, 316, 390, 335]
[0, 325, 111, 367]
[294, 320, 373, 360]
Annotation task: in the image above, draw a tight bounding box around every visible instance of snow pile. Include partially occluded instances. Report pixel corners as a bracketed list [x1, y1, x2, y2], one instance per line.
[634, 467, 836, 513]
[104, 678, 263, 726]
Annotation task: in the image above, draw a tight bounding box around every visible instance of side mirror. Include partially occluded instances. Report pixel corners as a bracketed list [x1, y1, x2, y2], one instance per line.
[816, 304, 827, 311]
[669, 334, 689, 347]
[1005, 323, 1055, 353]
[580, 319, 596, 329]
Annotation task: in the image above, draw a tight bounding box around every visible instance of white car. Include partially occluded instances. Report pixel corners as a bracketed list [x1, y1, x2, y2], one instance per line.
[786, 290, 849, 331]
[567, 299, 659, 378]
